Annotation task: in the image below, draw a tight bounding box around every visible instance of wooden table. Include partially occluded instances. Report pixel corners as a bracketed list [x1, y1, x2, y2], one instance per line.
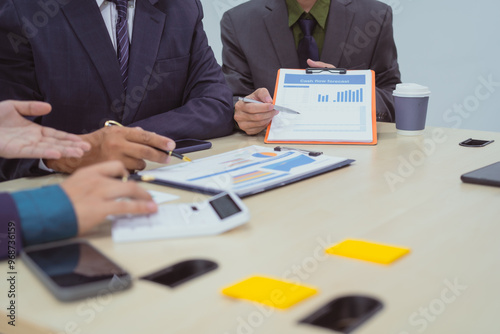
[1, 123, 499, 334]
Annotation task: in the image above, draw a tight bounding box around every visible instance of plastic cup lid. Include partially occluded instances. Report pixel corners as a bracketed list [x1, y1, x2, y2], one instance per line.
[393, 83, 431, 97]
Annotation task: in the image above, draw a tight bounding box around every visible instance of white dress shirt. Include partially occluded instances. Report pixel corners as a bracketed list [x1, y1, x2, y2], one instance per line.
[97, 0, 135, 50]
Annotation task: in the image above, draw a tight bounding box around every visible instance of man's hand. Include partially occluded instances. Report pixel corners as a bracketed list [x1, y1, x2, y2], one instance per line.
[235, 60, 336, 135]
[307, 59, 336, 68]
[0, 100, 90, 159]
[234, 88, 278, 135]
[45, 126, 176, 173]
[60, 161, 158, 236]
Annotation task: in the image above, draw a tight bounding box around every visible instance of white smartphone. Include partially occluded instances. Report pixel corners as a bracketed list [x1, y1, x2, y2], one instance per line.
[112, 191, 250, 242]
[22, 240, 132, 301]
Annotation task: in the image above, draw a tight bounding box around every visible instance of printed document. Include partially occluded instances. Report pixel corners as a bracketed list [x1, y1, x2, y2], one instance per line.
[265, 69, 376, 144]
[139, 145, 353, 197]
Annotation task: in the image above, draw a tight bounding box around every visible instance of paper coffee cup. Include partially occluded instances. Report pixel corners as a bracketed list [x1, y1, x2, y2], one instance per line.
[393, 83, 431, 136]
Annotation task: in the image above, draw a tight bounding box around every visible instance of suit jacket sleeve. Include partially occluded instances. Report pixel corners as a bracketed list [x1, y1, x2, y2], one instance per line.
[0, 186, 78, 260]
[129, 0, 234, 140]
[370, 6, 401, 122]
[0, 0, 47, 181]
[11, 185, 78, 246]
[220, 11, 256, 103]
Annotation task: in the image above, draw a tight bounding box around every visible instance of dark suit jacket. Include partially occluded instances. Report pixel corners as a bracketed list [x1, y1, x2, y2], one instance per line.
[0, 193, 23, 260]
[221, 0, 401, 122]
[0, 0, 233, 181]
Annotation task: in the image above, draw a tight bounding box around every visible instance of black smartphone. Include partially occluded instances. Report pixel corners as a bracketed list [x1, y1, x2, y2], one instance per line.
[141, 259, 217, 288]
[173, 139, 212, 154]
[459, 138, 494, 147]
[300, 295, 383, 333]
[22, 240, 131, 301]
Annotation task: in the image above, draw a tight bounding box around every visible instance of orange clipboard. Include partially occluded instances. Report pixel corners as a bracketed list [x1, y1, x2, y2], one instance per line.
[264, 68, 377, 145]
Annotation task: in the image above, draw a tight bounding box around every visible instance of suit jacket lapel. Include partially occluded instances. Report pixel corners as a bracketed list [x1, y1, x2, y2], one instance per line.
[122, 0, 166, 124]
[61, 0, 124, 107]
[264, 0, 299, 68]
[322, 0, 355, 66]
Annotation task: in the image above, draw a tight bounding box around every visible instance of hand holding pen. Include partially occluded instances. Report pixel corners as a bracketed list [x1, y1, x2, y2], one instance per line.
[43, 121, 181, 174]
[104, 121, 191, 162]
[235, 87, 298, 135]
[238, 97, 300, 115]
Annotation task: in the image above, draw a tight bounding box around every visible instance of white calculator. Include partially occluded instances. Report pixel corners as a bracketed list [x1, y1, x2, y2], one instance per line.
[111, 192, 250, 243]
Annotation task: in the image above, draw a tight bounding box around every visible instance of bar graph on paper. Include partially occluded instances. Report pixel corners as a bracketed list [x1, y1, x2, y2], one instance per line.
[317, 88, 363, 103]
[267, 69, 374, 142]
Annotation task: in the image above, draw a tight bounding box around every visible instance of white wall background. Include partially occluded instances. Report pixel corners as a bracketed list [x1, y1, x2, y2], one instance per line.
[200, 0, 500, 132]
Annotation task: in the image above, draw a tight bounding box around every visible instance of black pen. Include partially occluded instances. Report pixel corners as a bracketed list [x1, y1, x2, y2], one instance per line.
[153, 147, 192, 162]
[274, 146, 323, 157]
[104, 120, 192, 162]
[120, 174, 156, 182]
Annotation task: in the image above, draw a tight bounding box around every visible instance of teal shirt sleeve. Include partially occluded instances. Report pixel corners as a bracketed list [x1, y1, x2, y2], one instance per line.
[10, 185, 78, 246]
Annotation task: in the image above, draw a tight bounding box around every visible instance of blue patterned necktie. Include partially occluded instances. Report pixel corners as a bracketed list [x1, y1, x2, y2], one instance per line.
[297, 18, 319, 68]
[110, 0, 129, 91]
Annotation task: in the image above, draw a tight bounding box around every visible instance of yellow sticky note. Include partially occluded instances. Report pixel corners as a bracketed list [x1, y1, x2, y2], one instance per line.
[325, 239, 410, 265]
[221, 276, 318, 309]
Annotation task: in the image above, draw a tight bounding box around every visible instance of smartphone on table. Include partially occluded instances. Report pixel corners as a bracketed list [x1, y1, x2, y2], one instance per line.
[173, 139, 212, 154]
[459, 138, 494, 147]
[22, 240, 131, 301]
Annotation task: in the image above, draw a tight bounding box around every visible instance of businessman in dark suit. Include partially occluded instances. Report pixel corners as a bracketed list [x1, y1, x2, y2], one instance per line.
[221, 0, 401, 135]
[0, 0, 233, 180]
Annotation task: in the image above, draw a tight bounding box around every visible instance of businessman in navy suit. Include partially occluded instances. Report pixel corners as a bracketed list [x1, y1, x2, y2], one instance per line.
[0, 0, 234, 180]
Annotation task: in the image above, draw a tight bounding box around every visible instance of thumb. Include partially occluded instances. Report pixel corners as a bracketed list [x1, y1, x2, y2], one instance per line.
[13, 100, 52, 117]
[254, 88, 273, 104]
[307, 59, 336, 68]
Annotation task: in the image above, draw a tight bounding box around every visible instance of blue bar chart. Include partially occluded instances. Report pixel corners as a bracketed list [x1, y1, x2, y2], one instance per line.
[317, 94, 329, 102]
[318, 88, 364, 103]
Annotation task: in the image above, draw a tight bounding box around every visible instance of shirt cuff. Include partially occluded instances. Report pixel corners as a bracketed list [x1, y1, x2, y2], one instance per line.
[11, 185, 78, 246]
[38, 159, 55, 173]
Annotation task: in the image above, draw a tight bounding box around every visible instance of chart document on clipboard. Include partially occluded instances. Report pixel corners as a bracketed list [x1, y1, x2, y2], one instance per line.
[265, 68, 377, 145]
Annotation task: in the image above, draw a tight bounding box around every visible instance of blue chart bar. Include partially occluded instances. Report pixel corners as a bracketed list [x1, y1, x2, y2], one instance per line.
[318, 89, 364, 103]
[317, 94, 329, 102]
[327, 88, 364, 103]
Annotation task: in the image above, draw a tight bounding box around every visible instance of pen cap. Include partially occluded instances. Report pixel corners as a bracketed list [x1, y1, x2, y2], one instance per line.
[392, 83, 431, 98]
